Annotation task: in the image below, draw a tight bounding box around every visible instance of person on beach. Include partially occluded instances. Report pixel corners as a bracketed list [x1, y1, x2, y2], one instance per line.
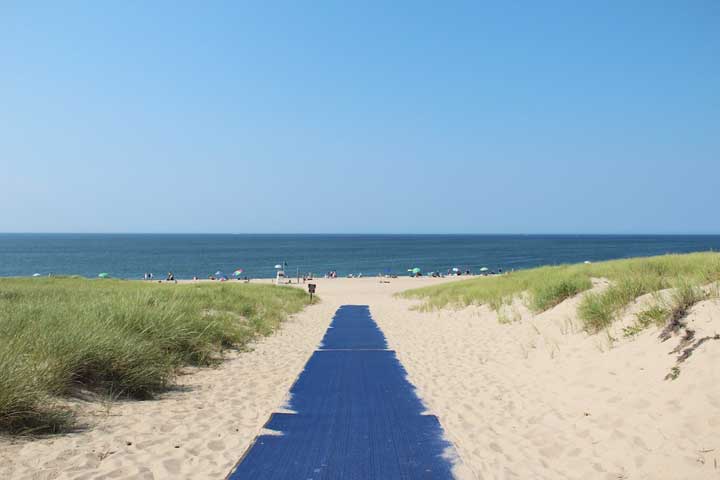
[167, 272, 175, 281]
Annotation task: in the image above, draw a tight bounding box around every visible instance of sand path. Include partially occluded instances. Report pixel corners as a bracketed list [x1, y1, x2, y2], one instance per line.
[2, 275, 718, 479]
[0, 276, 461, 479]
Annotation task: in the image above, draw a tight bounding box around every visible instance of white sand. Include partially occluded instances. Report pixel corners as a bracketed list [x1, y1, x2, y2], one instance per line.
[372, 284, 720, 480]
[1, 276, 718, 479]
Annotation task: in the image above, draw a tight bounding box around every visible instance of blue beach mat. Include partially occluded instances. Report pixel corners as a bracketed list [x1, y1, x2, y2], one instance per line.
[319, 305, 388, 350]
[227, 305, 455, 480]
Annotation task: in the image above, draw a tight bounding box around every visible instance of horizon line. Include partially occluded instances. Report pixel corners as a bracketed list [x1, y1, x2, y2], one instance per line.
[2, 232, 720, 236]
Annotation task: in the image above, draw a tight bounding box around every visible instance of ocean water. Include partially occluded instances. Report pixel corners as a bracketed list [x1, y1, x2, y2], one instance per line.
[1, 234, 719, 280]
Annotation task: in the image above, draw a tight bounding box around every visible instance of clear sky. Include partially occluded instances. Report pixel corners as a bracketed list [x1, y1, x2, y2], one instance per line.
[1, 2, 718, 234]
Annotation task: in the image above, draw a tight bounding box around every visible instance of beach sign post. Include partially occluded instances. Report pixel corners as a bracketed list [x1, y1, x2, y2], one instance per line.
[308, 283, 316, 303]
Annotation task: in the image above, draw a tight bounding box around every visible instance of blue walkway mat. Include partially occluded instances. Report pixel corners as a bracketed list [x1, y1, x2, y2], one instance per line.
[319, 305, 388, 350]
[227, 305, 455, 480]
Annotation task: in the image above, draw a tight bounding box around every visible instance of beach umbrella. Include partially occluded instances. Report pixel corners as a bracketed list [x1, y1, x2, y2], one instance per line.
[214, 271, 226, 278]
[274, 264, 283, 269]
[583, 260, 592, 265]
[452, 267, 459, 272]
[479, 267, 489, 272]
[98, 272, 110, 278]
[411, 267, 421, 274]
[32, 273, 41, 277]
[232, 269, 244, 277]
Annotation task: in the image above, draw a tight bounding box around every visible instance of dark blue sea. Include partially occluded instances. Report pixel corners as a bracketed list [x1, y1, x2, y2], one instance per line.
[1, 234, 719, 280]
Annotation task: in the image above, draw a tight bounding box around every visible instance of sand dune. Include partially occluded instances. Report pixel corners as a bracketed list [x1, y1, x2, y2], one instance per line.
[373, 284, 720, 480]
[1, 275, 718, 479]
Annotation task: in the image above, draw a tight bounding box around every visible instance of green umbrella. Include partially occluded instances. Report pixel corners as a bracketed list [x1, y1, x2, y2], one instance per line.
[411, 267, 421, 274]
[98, 272, 110, 278]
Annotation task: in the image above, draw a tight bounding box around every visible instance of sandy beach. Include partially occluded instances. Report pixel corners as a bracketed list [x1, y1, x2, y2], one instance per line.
[5, 1, 717, 477]
[1, 275, 718, 479]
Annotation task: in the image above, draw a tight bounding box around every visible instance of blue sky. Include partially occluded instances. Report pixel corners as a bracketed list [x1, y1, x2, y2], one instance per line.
[1, 2, 718, 234]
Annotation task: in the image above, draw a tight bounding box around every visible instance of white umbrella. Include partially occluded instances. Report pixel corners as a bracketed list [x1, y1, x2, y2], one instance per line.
[452, 267, 459, 272]
[274, 264, 283, 269]
[480, 267, 489, 272]
[32, 273, 41, 277]
[583, 260, 591, 264]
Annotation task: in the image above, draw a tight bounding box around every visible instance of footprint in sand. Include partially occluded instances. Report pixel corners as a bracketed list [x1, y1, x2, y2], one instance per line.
[567, 447, 582, 457]
[207, 440, 225, 452]
[160, 423, 177, 433]
[539, 443, 564, 459]
[162, 458, 182, 474]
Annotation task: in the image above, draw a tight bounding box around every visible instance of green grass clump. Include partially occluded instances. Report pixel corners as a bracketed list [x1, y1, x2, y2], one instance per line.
[637, 304, 670, 327]
[530, 274, 592, 311]
[669, 281, 706, 321]
[402, 265, 592, 313]
[622, 282, 707, 338]
[623, 304, 669, 337]
[577, 257, 717, 332]
[402, 252, 720, 333]
[578, 274, 668, 332]
[0, 278, 309, 434]
[0, 337, 73, 433]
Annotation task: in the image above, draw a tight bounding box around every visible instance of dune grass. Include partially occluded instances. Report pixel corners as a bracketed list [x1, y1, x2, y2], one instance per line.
[402, 265, 592, 313]
[577, 255, 718, 331]
[402, 252, 720, 332]
[622, 303, 670, 337]
[0, 278, 309, 434]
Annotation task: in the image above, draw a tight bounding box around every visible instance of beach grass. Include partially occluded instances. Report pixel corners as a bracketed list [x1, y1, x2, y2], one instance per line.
[402, 252, 720, 332]
[401, 266, 592, 310]
[401, 264, 593, 312]
[0, 278, 309, 434]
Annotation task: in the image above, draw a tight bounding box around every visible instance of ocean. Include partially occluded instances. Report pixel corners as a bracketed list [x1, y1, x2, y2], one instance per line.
[1, 234, 719, 280]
